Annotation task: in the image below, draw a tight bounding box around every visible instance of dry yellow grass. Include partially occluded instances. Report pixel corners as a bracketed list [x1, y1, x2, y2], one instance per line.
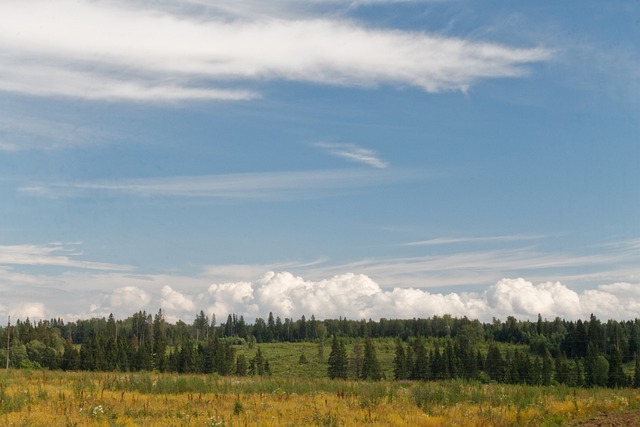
[1, 370, 640, 426]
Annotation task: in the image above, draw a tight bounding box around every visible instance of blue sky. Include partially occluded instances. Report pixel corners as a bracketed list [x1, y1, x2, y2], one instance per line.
[1, 0, 639, 322]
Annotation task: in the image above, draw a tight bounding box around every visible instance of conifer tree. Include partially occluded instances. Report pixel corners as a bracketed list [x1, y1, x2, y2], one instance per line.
[411, 337, 429, 381]
[608, 346, 626, 388]
[361, 336, 382, 380]
[236, 353, 248, 376]
[153, 309, 167, 372]
[392, 338, 408, 380]
[633, 353, 640, 388]
[431, 342, 446, 380]
[541, 349, 554, 386]
[327, 335, 348, 379]
[349, 340, 363, 379]
[486, 343, 504, 382]
[61, 341, 80, 371]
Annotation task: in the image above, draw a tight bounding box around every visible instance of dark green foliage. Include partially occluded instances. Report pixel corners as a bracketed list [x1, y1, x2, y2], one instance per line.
[61, 341, 80, 371]
[392, 338, 409, 380]
[634, 353, 640, 388]
[411, 337, 429, 381]
[4, 310, 640, 391]
[485, 343, 504, 382]
[541, 349, 554, 386]
[249, 347, 271, 376]
[361, 337, 382, 380]
[236, 353, 248, 376]
[554, 353, 571, 385]
[152, 309, 167, 372]
[607, 346, 627, 388]
[327, 335, 348, 379]
[349, 340, 363, 379]
[430, 343, 446, 380]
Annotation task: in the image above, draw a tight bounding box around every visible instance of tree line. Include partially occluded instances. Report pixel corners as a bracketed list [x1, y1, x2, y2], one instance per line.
[2, 310, 640, 388]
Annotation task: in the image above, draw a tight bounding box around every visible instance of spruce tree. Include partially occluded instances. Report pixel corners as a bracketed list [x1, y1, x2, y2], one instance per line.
[486, 343, 504, 382]
[633, 353, 640, 388]
[361, 337, 382, 380]
[392, 338, 408, 380]
[431, 343, 446, 380]
[153, 309, 167, 372]
[541, 349, 554, 386]
[349, 340, 363, 379]
[411, 337, 429, 381]
[327, 335, 348, 379]
[608, 346, 626, 388]
[236, 354, 248, 376]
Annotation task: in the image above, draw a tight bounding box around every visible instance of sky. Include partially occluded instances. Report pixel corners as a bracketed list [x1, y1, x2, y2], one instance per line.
[1, 0, 639, 324]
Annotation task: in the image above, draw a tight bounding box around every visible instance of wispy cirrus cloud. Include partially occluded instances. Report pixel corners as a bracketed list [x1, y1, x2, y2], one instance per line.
[404, 234, 546, 247]
[19, 168, 421, 200]
[0, 115, 113, 151]
[0, 243, 132, 271]
[315, 142, 388, 168]
[300, 238, 640, 289]
[0, 0, 550, 103]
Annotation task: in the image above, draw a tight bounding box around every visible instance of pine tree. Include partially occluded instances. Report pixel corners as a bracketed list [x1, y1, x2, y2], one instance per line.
[555, 353, 571, 385]
[584, 343, 598, 387]
[349, 340, 363, 379]
[327, 335, 348, 379]
[361, 337, 382, 380]
[608, 346, 626, 388]
[153, 309, 167, 372]
[177, 339, 196, 373]
[431, 343, 446, 380]
[486, 343, 504, 382]
[61, 341, 80, 371]
[249, 347, 270, 376]
[633, 353, 640, 388]
[541, 349, 554, 386]
[411, 337, 429, 381]
[236, 353, 248, 376]
[392, 339, 408, 380]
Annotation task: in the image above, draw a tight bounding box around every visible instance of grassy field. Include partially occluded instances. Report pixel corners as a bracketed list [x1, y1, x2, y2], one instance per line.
[2, 368, 640, 426]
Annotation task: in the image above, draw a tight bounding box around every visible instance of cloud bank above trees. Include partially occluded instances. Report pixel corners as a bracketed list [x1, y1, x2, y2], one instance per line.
[2, 271, 638, 323]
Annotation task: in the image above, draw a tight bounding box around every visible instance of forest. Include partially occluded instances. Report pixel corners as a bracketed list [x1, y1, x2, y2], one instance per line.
[1, 310, 639, 389]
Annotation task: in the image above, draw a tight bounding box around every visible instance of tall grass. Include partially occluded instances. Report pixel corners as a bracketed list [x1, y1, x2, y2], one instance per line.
[2, 369, 640, 426]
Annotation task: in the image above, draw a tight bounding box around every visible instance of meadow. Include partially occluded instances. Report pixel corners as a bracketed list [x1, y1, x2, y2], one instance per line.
[2, 368, 640, 426]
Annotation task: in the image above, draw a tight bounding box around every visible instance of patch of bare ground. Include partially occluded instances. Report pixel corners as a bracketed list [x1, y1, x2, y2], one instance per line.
[573, 411, 640, 426]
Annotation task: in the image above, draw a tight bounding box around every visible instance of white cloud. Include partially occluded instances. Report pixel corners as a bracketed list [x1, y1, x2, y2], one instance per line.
[0, 0, 550, 102]
[19, 169, 420, 200]
[0, 115, 94, 151]
[404, 234, 546, 247]
[9, 302, 46, 320]
[485, 278, 582, 319]
[2, 266, 640, 322]
[190, 273, 640, 321]
[202, 281, 260, 320]
[109, 286, 152, 309]
[0, 243, 133, 271]
[160, 285, 195, 312]
[315, 142, 388, 168]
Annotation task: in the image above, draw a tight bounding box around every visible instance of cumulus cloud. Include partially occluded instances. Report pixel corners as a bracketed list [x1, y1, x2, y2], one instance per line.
[153, 273, 640, 322]
[9, 302, 46, 320]
[0, 0, 550, 102]
[2, 265, 640, 323]
[109, 286, 152, 310]
[160, 286, 195, 313]
[202, 281, 260, 320]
